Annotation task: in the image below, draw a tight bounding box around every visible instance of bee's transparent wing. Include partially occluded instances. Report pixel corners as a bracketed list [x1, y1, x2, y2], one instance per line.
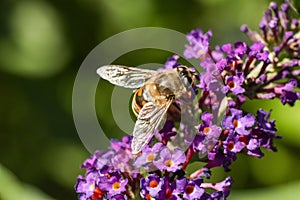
[97, 65, 157, 88]
[131, 100, 173, 154]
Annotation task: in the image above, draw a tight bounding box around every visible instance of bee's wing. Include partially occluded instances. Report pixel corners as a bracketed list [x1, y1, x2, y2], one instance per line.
[97, 65, 157, 88]
[131, 100, 173, 154]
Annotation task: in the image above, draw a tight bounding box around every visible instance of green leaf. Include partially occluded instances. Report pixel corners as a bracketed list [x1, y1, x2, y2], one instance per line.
[231, 180, 300, 200]
[0, 163, 54, 200]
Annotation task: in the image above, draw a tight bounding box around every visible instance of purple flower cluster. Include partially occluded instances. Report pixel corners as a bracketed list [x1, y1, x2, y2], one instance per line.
[140, 174, 232, 200]
[76, 1, 299, 199]
[75, 135, 232, 200]
[75, 137, 135, 200]
[184, 29, 212, 59]
[241, 0, 300, 105]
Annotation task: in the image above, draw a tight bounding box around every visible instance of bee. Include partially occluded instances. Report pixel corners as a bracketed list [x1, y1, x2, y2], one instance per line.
[97, 65, 197, 154]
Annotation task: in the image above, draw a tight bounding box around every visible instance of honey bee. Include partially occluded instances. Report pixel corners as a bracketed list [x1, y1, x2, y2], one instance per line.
[97, 65, 197, 154]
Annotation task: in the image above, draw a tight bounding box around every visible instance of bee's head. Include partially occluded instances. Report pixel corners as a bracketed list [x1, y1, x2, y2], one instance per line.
[176, 65, 197, 88]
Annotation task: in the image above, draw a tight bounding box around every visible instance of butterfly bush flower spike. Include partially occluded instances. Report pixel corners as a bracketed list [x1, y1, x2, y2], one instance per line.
[76, 1, 299, 199]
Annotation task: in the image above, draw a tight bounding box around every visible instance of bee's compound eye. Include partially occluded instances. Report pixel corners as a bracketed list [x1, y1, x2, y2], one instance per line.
[177, 65, 186, 71]
[177, 66, 188, 76]
[183, 76, 193, 87]
[177, 67, 186, 76]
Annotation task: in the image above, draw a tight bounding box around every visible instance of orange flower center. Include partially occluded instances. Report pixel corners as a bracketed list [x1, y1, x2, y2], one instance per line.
[145, 194, 152, 200]
[149, 180, 158, 188]
[105, 173, 111, 179]
[233, 119, 239, 128]
[228, 81, 235, 88]
[92, 187, 105, 200]
[203, 127, 211, 134]
[185, 185, 195, 195]
[147, 154, 155, 162]
[239, 135, 248, 145]
[112, 182, 121, 191]
[228, 141, 234, 151]
[165, 188, 172, 199]
[164, 160, 174, 167]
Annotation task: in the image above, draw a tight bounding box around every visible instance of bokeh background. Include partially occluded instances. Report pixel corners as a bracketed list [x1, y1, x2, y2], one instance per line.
[1, 0, 300, 199]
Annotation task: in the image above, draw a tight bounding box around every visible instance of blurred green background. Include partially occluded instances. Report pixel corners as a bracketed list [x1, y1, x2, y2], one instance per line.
[1, 0, 300, 199]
